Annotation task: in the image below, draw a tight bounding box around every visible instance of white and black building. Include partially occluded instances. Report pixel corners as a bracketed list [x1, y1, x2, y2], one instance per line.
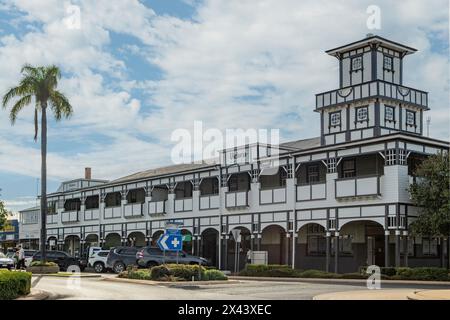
[19, 35, 450, 273]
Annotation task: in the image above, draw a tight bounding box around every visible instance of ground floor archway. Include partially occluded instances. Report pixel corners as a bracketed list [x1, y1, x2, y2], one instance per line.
[64, 235, 81, 257]
[127, 231, 146, 247]
[226, 227, 251, 272]
[201, 228, 219, 267]
[104, 233, 121, 249]
[261, 224, 288, 265]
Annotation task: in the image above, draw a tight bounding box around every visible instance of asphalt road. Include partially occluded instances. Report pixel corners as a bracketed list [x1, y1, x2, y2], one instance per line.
[31, 274, 447, 300]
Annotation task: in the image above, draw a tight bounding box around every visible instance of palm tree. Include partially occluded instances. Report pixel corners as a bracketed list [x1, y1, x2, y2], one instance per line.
[2, 65, 73, 263]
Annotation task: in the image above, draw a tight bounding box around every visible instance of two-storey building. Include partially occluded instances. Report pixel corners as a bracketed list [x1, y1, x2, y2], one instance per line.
[19, 35, 449, 273]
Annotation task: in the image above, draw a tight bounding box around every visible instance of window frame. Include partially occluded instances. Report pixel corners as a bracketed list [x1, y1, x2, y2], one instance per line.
[350, 55, 363, 72]
[384, 105, 395, 122]
[406, 110, 416, 127]
[329, 111, 341, 128]
[383, 54, 394, 72]
[341, 158, 356, 178]
[355, 106, 369, 123]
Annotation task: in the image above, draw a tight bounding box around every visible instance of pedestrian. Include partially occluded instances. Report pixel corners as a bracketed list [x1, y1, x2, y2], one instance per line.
[17, 245, 25, 270]
[246, 249, 253, 266]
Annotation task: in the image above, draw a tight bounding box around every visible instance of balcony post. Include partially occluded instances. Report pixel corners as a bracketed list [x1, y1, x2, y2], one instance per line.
[334, 231, 340, 274]
[120, 191, 127, 218]
[395, 230, 401, 267]
[385, 230, 390, 267]
[250, 169, 260, 208]
[326, 232, 331, 272]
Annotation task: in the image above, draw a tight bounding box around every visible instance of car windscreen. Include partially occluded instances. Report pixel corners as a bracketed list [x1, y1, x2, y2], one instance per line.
[0, 253, 7, 258]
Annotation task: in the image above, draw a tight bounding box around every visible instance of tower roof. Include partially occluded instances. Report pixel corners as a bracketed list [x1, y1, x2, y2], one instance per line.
[325, 34, 417, 58]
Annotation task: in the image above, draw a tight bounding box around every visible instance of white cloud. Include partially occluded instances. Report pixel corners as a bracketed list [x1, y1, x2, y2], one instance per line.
[0, 0, 448, 211]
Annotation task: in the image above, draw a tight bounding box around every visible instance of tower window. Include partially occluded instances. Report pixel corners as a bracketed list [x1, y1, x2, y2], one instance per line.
[406, 110, 416, 127]
[383, 55, 393, 71]
[351, 56, 362, 72]
[356, 106, 368, 122]
[329, 111, 341, 127]
[385, 106, 395, 122]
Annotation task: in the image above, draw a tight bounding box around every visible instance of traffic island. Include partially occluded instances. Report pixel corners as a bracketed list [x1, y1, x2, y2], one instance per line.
[407, 290, 450, 300]
[16, 289, 50, 300]
[27, 262, 60, 274]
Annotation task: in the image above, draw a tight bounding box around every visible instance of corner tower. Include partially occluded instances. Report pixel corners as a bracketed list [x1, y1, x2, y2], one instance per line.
[316, 34, 429, 146]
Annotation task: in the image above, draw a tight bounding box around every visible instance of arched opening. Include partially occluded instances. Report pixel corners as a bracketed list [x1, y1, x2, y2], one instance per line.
[227, 173, 250, 192]
[199, 178, 219, 196]
[64, 198, 81, 211]
[127, 231, 146, 247]
[296, 223, 327, 271]
[85, 196, 99, 210]
[105, 192, 121, 208]
[180, 229, 193, 253]
[47, 236, 58, 251]
[338, 220, 385, 273]
[151, 230, 164, 247]
[261, 224, 287, 265]
[104, 233, 121, 249]
[227, 227, 251, 272]
[84, 234, 100, 256]
[201, 228, 219, 268]
[64, 235, 81, 257]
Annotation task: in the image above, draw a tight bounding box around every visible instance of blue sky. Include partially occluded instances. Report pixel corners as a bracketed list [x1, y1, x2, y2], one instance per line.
[0, 0, 448, 213]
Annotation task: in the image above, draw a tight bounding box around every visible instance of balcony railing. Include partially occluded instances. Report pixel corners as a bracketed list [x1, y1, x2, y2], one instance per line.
[148, 200, 166, 215]
[84, 208, 99, 220]
[316, 80, 428, 110]
[104, 206, 122, 219]
[174, 197, 193, 212]
[199, 194, 220, 210]
[124, 202, 143, 218]
[61, 210, 79, 223]
[296, 182, 326, 201]
[47, 214, 58, 224]
[225, 191, 249, 208]
[335, 175, 381, 199]
[259, 187, 286, 205]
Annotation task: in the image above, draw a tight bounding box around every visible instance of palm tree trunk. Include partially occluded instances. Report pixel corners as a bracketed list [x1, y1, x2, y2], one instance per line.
[39, 102, 48, 263]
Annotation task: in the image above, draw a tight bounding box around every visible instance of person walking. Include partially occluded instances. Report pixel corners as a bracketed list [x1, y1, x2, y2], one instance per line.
[17, 245, 25, 270]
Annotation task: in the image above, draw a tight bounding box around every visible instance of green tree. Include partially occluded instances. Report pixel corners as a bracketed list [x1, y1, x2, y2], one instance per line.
[2, 65, 73, 262]
[0, 200, 10, 231]
[409, 151, 450, 266]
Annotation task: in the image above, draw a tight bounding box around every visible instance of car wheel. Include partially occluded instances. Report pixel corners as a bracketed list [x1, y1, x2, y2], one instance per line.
[94, 262, 105, 273]
[113, 262, 125, 274]
[146, 261, 158, 268]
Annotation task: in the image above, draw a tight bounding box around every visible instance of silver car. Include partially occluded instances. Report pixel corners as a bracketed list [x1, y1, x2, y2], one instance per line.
[0, 252, 15, 270]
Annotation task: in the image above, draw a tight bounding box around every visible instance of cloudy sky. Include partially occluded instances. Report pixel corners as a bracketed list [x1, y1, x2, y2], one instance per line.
[0, 0, 448, 213]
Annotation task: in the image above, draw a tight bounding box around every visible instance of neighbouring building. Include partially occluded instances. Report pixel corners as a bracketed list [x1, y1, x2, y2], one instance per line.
[0, 219, 19, 252]
[20, 35, 450, 272]
[18, 206, 40, 250]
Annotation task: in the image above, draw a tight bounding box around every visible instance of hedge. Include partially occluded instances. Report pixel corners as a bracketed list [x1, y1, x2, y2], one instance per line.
[120, 264, 227, 282]
[0, 270, 32, 300]
[240, 264, 450, 281]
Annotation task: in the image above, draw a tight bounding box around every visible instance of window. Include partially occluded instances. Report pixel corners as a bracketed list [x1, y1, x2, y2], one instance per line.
[331, 236, 353, 254]
[306, 165, 319, 183]
[400, 238, 415, 256]
[383, 55, 393, 71]
[342, 159, 356, 178]
[406, 110, 416, 127]
[422, 238, 438, 256]
[330, 111, 341, 127]
[47, 201, 57, 214]
[356, 106, 368, 122]
[307, 224, 326, 255]
[351, 56, 362, 72]
[385, 106, 395, 122]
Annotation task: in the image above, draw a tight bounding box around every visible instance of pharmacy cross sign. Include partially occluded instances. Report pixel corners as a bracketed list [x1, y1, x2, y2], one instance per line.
[157, 230, 183, 252]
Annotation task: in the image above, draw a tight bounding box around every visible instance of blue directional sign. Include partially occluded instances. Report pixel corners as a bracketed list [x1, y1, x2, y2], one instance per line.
[157, 230, 183, 251]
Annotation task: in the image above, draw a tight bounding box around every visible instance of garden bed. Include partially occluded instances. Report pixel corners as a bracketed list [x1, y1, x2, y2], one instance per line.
[27, 262, 60, 274]
[239, 264, 450, 281]
[0, 270, 32, 300]
[119, 264, 228, 282]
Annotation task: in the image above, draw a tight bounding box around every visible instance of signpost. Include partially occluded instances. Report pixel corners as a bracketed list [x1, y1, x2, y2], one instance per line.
[231, 229, 241, 273]
[157, 225, 183, 264]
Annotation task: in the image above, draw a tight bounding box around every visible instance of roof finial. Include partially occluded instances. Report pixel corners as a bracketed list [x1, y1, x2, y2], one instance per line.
[366, 33, 375, 38]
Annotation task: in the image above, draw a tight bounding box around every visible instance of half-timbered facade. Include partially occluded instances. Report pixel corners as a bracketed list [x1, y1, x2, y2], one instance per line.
[20, 35, 449, 273]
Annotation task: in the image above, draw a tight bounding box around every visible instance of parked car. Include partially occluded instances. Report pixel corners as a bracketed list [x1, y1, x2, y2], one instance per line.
[106, 247, 139, 274]
[136, 247, 210, 268]
[88, 250, 110, 273]
[0, 252, 14, 270]
[24, 250, 37, 268]
[32, 251, 87, 271]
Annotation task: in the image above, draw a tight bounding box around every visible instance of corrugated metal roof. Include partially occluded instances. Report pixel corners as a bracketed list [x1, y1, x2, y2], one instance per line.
[280, 137, 321, 151]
